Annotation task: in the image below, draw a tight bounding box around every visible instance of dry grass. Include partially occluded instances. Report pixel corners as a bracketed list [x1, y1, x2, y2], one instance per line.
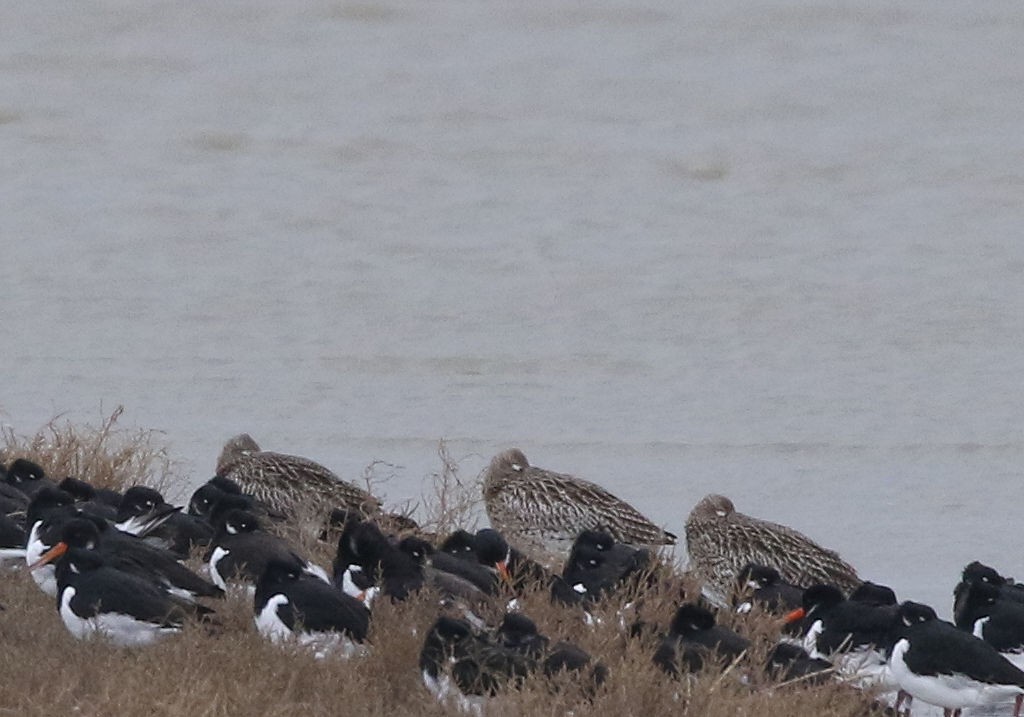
[1, 406, 176, 497]
[0, 419, 891, 716]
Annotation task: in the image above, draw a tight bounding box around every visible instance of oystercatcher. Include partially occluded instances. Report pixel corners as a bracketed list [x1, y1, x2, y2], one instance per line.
[42, 516, 222, 601]
[953, 579, 1024, 654]
[254, 557, 370, 657]
[889, 600, 1024, 716]
[653, 603, 750, 677]
[32, 544, 215, 646]
[732, 563, 803, 615]
[206, 508, 327, 590]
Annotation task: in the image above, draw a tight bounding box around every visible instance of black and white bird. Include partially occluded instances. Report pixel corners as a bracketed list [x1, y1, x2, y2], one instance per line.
[25, 487, 95, 596]
[889, 600, 1024, 717]
[116, 486, 213, 558]
[764, 642, 834, 685]
[32, 544, 215, 647]
[419, 615, 533, 711]
[398, 535, 497, 597]
[42, 517, 223, 602]
[496, 612, 607, 690]
[254, 557, 370, 657]
[555, 529, 652, 606]
[332, 519, 421, 604]
[205, 509, 328, 591]
[5, 458, 58, 499]
[653, 603, 750, 677]
[115, 486, 180, 535]
[784, 583, 896, 690]
[472, 528, 552, 592]
[57, 477, 123, 510]
[732, 563, 803, 615]
[959, 562, 1024, 605]
[953, 579, 1024, 654]
[188, 476, 285, 527]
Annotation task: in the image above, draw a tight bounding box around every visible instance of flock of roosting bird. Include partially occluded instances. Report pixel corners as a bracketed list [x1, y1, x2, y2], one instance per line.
[3, 436, 1024, 716]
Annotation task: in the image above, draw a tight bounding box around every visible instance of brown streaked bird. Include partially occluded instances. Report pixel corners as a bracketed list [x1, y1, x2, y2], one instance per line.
[684, 493, 860, 607]
[481, 448, 676, 567]
[216, 434, 382, 527]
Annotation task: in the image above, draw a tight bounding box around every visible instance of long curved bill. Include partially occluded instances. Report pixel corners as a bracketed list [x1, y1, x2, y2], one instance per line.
[29, 541, 68, 570]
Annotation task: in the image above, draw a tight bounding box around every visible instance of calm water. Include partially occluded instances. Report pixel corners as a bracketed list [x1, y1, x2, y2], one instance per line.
[3, 0, 1024, 627]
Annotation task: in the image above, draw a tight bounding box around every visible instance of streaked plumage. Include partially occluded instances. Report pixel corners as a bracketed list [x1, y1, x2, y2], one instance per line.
[482, 448, 676, 567]
[684, 494, 860, 606]
[216, 434, 380, 525]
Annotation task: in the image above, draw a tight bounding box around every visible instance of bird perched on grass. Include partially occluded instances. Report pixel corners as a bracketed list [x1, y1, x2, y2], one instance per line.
[482, 448, 676, 567]
[216, 434, 381, 526]
[685, 494, 860, 606]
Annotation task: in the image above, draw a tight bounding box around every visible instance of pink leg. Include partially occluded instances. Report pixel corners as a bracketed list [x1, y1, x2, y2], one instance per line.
[1014, 693, 1023, 717]
[895, 690, 912, 717]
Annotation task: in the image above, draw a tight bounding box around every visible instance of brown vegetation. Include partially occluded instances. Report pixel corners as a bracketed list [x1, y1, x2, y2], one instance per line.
[0, 414, 888, 716]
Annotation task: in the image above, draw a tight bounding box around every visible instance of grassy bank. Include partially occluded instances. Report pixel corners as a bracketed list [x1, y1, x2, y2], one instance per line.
[0, 412, 886, 716]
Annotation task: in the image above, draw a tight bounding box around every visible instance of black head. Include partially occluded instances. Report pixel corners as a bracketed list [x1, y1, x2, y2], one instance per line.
[54, 545, 107, 581]
[498, 613, 548, 658]
[27, 487, 75, 526]
[800, 584, 846, 615]
[849, 581, 898, 606]
[564, 542, 607, 575]
[117, 486, 170, 521]
[962, 561, 1006, 587]
[498, 612, 540, 639]
[8, 458, 46, 484]
[736, 563, 780, 589]
[208, 493, 257, 527]
[964, 579, 1002, 607]
[58, 477, 96, 502]
[897, 600, 938, 627]
[572, 529, 615, 553]
[474, 529, 509, 566]
[259, 557, 306, 586]
[398, 536, 434, 564]
[440, 530, 477, 559]
[347, 521, 392, 564]
[188, 483, 226, 519]
[208, 475, 243, 495]
[430, 616, 475, 645]
[217, 508, 261, 536]
[59, 518, 103, 550]
[669, 603, 716, 635]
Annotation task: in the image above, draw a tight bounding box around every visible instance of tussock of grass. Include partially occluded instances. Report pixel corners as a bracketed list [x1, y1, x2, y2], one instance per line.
[0, 418, 889, 716]
[1, 406, 176, 496]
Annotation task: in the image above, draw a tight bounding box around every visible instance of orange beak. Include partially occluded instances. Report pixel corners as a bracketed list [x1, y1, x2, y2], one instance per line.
[496, 560, 511, 584]
[783, 607, 806, 624]
[30, 541, 68, 570]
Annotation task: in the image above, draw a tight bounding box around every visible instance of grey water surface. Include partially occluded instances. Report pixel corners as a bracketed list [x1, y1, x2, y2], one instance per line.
[3, 0, 1024, 625]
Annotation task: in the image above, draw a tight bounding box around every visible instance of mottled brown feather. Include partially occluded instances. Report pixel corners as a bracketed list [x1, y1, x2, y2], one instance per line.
[215, 434, 380, 524]
[482, 448, 676, 566]
[684, 494, 860, 606]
